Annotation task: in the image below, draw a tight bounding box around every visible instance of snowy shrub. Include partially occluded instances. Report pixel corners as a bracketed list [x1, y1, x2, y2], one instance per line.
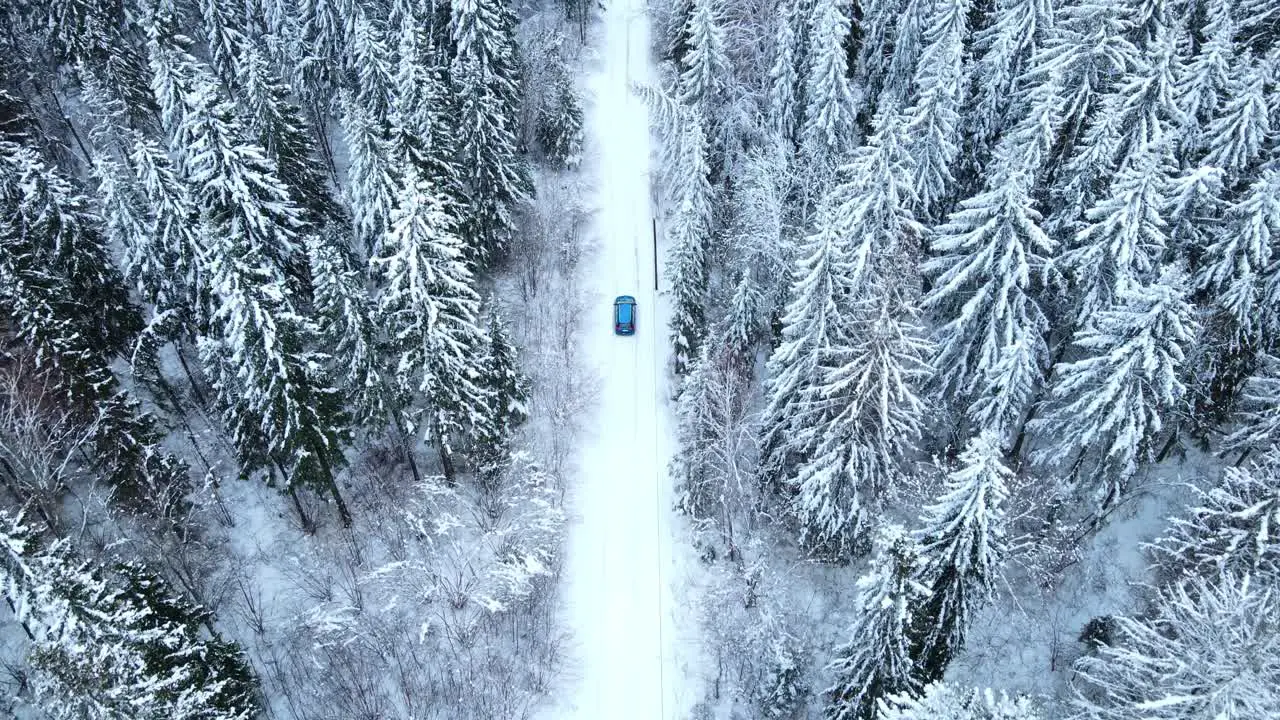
[696, 549, 810, 719]
[1077, 615, 1118, 651]
[879, 682, 1042, 720]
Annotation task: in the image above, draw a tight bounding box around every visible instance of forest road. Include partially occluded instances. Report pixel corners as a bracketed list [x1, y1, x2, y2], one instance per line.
[554, 0, 680, 718]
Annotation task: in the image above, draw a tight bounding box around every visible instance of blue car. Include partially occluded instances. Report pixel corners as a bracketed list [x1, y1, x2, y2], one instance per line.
[614, 295, 637, 335]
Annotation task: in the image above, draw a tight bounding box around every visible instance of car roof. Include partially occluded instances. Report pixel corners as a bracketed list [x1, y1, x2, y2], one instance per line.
[614, 295, 636, 303]
[616, 302, 633, 322]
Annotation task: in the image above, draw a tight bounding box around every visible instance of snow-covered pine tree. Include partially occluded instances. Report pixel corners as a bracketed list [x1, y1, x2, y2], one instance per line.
[833, 110, 923, 297]
[195, 233, 353, 526]
[1046, 28, 1182, 245]
[450, 0, 532, 267]
[199, 0, 247, 89]
[146, 29, 355, 523]
[795, 297, 933, 554]
[0, 515, 259, 719]
[0, 140, 190, 512]
[1024, 0, 1138, 159]
[295, 0, 346, 106]
[912, 431, 1012, 683]
[307, 231, 388, 429]
[1221, 355, 1280, 458]
[1032, 266, 1198, 513]
[903, 0, 969, 218]
[768, 1, 801, 146]
[800, 0, 857, 187]
[1201, 51, 1272, 177]
[473, 302, 531, 483]
[18, 0, 155, 124]
[126, 132, 208, 323]
[785, 113, 931, 552]
[825, 525, 929, 720]
[1059, 146, 1174, 323]
[1165, 164, 1226, 264]
[1071, 573, 1280, 720]
[1174, 0, 1235, 152]
[1152, 451, 1280, 583]
[239, 42, 342, 231]
[1104, 28, 1184, 173]
[347, 9, 397, 126]
[1198, 168, 1280, 343]
[879, 682, 1042, 720]
[969, 0, 1056, 152]
[390, 12, 446, 177]
[148, 30, 308, 293]
[668, 115, 714, 377]
[922, 145, 1055, 445]
[881, 0, 932, 112]
[759, 197, 856, 498]
[850, 0, 904, 117]
[372, 162, 487, 483]
[679, 0, 728, 113]
[339, 90, 401, 253]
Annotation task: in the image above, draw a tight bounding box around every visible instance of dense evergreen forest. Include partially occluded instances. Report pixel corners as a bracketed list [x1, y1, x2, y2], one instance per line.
[652, 0, 1279, 717]
[1, 0, 1279, 716]
[0, 0, 589, 716]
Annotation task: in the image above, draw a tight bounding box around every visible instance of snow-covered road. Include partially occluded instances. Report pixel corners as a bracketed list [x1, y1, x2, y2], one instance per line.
[554, 0, 681, 717]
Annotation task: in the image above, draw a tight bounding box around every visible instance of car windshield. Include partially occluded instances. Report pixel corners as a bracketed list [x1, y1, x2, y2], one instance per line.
[617, 302, 632, 323]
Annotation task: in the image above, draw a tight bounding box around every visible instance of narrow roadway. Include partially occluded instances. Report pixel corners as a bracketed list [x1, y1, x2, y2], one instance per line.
[558, 0, 678, 717]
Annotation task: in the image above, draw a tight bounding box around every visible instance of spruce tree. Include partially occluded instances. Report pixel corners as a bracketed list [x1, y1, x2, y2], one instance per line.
[759, 199, 856, 495]
[307, 231, 389, 429]
[969, 0, 1056, 149]
[825, 525, 929, 720]
[1060, 147, 1174, 322]
[795, 298, 933, 554]
[239, 42, 341, 231]
[800, 0, 857, 179]
[1197, 168, 1279, 340]
[0, 515, 258, 719]
[450, 0, 532, 266]
[904, 0, 970, 217]
[1221, 355, 1280, 458]
[149, 32, 353, 524]
[881, 0, 933, 112]
[912, 432, 1012, 683]
[1025, 0, 1138, 159]
[1033, 267, 1198, 512]
[668, 117, 714, 376]
[1201, 52, 1272, 177]
[372, 163, 487, 483]
[678, 0, 728, 113]
[922, 147, 1055, 439]
[474, 303, 531, 482]
[339, 91, 400, 253]
[768, 1, 801, 145]
[1174, 0, 1235, 152]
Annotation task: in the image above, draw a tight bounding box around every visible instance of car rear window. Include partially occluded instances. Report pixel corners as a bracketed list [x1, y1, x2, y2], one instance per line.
[617, 302, 633, 323]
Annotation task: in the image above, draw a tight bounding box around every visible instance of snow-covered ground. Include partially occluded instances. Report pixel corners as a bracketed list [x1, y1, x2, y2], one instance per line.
[549, 1, 689, 718]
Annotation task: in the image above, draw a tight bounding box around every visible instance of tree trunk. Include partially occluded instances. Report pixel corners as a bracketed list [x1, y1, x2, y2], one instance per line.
[274, 459, 315, 533]
[391, 413, 423, 485]
[315, 444, 353, 528]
